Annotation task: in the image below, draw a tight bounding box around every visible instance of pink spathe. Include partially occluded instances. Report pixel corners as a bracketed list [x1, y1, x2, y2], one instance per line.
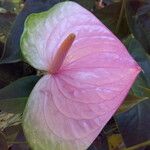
[21, 2, 141, 150]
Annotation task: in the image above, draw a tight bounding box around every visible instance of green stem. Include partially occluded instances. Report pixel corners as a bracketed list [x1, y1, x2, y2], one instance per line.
[115, 0, 125, 34]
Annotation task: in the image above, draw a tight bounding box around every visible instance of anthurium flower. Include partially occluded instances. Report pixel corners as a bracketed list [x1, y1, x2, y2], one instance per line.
[21, 2, 141, 150]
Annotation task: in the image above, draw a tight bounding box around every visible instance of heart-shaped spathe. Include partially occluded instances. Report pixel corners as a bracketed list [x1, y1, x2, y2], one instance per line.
[21, 1, 141, 150]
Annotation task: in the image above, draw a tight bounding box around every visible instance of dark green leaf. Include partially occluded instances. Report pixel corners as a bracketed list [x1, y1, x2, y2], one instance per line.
[0, 12, 16, 39]
[117, 94, 146, 114]
[136, 86, 150, 98]
[103, 0, 114, 5]
[0, 0, 23, 14]
[0, 0, 60, 64]
[124, 36, 150, 93]
[115, 99, 150, 147]
[132, 75, 149, 97]
[125, 0, 150, 54]
[0, 0, 16, 12]
[0, 63, 24, 88]
[94, 2, 130, 38]
[0, 75, 40, 113]
[88, 145, 98, 150]
[88, 133, 109, 150]
[0, 97, 27, 114]
[72, 0, 95, 10]
[0, 41, 4, 62]
[94, 2, 121, 28]
[0, 62, 36, 89]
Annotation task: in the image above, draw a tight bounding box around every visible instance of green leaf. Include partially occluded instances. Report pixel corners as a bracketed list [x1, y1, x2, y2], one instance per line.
[0, 0, 60, 64]
[117, 94, 147, 114]
[103, 0, 113, 5]
[0, 75, 40, 113]
[72, 0, 95, 10]
[0, 63, 24, 88]
[0, 12, 16, 42]
[0, 98, 27, 114]
[115, 99, 150, 147]
[88, 132, 108, 150]
[136, 86, 150, 98]
[125, 0, 150, 54]
[94, 2, 130, 38]
[132, 75, 148, 97]
[124, 35, 150, 94]
[0, 62, 37, 88]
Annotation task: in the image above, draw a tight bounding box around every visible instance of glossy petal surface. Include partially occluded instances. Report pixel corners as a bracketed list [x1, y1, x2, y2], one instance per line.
[21, 1, 141, 150]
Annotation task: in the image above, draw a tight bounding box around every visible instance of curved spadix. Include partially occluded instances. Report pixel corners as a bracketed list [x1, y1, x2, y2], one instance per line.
[49, 33, 76, 74]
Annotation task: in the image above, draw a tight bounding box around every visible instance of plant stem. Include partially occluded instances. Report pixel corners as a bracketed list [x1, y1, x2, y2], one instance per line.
[116, 0, 125, 34]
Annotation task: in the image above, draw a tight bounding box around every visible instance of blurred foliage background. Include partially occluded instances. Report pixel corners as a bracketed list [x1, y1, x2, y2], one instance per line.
[0, 0, 150, 150]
